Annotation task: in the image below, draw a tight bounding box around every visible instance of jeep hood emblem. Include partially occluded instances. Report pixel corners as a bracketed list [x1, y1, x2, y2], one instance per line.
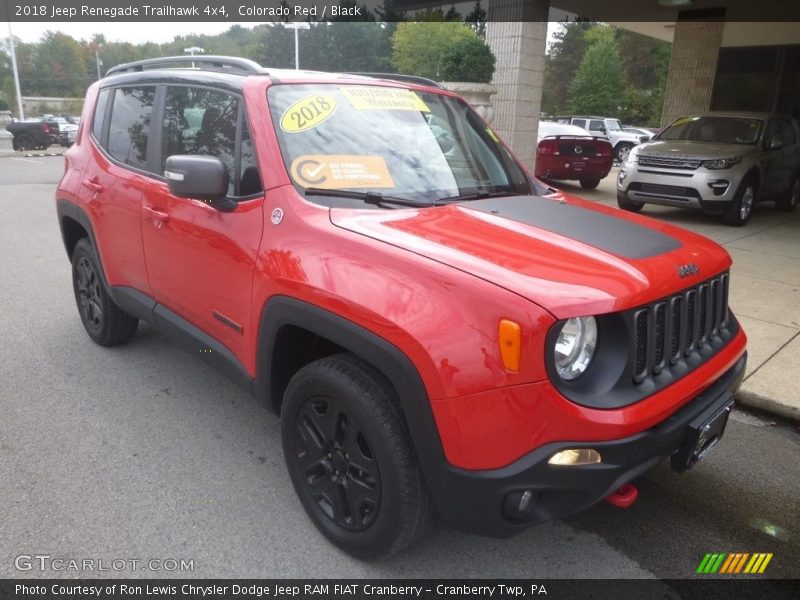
[678, 263, 700, 278]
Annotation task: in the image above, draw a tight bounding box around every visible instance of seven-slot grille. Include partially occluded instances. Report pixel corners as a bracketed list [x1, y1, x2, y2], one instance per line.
[632, 272, 730, 383]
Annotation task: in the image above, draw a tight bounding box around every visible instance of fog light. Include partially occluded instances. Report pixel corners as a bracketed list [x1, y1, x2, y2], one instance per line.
[548, 448, 602, 466]
[707, 180, 730, 196]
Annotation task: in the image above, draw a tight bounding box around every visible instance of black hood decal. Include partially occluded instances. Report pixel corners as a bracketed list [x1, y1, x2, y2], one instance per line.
[460, 196, 681, 259]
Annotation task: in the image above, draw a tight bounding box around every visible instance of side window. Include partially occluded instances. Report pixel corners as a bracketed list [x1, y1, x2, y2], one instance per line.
[162, 87, 239, 196]
[589, 119, 605, 131]
[572, 118, 586, 128]
[106, 87, 156, 171]
[92, 89, 110, 141]
[239, 116, 263, 197]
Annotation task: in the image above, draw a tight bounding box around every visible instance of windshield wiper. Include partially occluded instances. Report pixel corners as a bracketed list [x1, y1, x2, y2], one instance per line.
[303, 187, 437, 208]
[437, 189, 517, 203]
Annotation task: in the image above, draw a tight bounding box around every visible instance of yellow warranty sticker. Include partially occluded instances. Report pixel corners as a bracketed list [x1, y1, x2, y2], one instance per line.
[486, 127, 500, 143]
[340, 86, 430, 112]
[290, 155, 395, 189]
[280, 94, 338, 133]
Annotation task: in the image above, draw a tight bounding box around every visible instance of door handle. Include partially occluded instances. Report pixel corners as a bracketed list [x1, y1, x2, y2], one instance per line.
[143, 205, 169, 228]
[81, 178, 104, 193]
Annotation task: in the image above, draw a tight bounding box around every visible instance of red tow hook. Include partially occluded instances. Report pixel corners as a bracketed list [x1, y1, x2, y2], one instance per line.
[605, 483, 638, 508]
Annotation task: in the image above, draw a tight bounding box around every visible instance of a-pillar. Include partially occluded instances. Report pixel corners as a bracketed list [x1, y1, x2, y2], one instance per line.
[485, 0, 549, 172]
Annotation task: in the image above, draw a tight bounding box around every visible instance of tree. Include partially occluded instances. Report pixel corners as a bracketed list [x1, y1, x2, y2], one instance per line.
[464, 1, 487, 37]
[33, 31, 91, 96]
[567, 26, 625, 116]
[391, 22, 476, 79]
[439, 35, 495, 82]
[541, 19, 596, 116]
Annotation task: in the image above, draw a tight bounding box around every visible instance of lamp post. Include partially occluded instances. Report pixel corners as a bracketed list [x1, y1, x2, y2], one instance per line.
[183, 46, 204, 68]
[283, 23, 311, 70]
[6, 22, 24, 120]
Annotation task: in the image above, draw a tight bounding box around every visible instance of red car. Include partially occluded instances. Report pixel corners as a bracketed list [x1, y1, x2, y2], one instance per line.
[535, 121, 614, 189]
[56, 56, 746, 558]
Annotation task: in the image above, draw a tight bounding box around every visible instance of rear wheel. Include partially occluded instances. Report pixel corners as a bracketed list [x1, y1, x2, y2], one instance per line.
[617, 193, 644, 213]
[722, 178, 757, 226]
[71, 238, 139, 346]
[281, 354, 434, 558]
[579, 178, 601, 190]
[776, 175, 800, 212]
[14, 133, 34, 152]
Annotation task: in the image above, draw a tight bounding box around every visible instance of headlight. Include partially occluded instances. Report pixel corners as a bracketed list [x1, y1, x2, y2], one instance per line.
[702, 157, 741, 170]
[553, 316, 598, 380]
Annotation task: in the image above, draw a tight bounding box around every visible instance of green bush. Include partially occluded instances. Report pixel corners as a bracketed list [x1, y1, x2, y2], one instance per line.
[0, 99, 9, 111]
[439, 36, 495, 83]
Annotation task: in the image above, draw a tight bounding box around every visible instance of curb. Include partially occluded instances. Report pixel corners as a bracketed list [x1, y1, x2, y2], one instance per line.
[0, 150, 66, 158]
[737, 388, 799, 424]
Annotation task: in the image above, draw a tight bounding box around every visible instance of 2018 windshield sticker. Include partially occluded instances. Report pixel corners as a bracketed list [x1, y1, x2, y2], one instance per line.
[339, 86, 430, 112]
[290, 155, 395, 189]
[280, 95, 338, 133]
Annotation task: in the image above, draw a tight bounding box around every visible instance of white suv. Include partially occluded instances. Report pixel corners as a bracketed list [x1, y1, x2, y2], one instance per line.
[556, 116, 646, 162]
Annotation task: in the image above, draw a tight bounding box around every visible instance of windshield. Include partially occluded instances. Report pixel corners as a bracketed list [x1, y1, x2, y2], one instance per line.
[657, 116, 763, 145]
[267, 84, 532, 205]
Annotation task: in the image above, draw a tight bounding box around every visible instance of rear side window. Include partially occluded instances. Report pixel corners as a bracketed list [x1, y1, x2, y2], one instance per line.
[92, 89, 110, 140]
[107, 87, 156, 171]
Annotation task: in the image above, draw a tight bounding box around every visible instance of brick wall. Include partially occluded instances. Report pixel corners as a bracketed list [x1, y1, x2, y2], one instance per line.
[660, 20, 725, 127]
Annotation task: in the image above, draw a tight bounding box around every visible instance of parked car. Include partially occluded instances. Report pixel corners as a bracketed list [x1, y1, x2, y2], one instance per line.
[535, 121, 613, 189]
[623, 126, 654, 142]
[57, 56, 747, 558]
[45, 116, 79, 147]
[555, 115, 646, 162]
[6, 118, 58, 150]
[617, 112, 800, 226]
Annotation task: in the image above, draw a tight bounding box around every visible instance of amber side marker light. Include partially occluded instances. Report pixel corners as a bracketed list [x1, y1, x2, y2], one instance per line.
[548, 448, 602, 466]
[498, 319, 521, 371]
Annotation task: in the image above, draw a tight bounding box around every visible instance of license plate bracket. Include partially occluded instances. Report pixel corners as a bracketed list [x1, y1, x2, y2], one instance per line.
[671, 398, 734, 473]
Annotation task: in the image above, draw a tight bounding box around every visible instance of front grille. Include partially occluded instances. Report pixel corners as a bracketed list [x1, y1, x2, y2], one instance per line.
[638, 155, 702, 170]
[632, 272, 731, 384]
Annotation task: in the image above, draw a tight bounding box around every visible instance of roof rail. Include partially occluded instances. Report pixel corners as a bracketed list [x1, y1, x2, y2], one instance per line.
[106, 55, 267, 77]
[349, 73, 443, 89]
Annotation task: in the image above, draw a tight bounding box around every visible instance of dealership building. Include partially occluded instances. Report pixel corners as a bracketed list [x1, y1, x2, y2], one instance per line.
[401, 0, 800, 169]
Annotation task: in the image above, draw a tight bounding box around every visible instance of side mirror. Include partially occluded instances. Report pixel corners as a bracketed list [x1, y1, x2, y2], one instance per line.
[767, 136, 783, 150]
[164, 155, 235, 211]
[599, 126, 608, 134]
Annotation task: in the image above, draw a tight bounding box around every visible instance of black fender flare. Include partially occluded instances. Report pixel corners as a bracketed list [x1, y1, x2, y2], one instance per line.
[56, 198, 115, 290]
[254, 295, 452, 511]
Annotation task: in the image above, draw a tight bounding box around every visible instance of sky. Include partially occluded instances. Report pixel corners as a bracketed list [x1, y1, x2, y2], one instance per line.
[3, 20, 563, 46]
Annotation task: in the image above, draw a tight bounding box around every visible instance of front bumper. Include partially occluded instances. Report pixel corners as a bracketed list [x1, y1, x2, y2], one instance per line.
[433, 353, 746, 538]
[617, 161, 750, 213]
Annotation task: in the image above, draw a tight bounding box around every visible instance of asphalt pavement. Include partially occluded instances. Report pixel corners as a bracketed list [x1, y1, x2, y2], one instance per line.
[1, 156, 797, 584]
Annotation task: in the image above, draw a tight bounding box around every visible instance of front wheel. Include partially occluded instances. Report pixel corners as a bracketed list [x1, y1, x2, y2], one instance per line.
[281, 354, 434, 558]
[617, 193, 644, 212]
[722, 178, 757, 226]
[580, 178, 601, 190]
[615, 143, 633, 163]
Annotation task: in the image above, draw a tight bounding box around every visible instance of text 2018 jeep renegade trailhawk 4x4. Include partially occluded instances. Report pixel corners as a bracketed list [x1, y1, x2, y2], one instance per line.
[57, 56, 747, 558]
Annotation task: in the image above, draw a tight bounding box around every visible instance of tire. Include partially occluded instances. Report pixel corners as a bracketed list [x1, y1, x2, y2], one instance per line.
[579, 178, 601, 190]
[776, 175, 800, 212]
[71, 238, 139, 346]
[615, 143, 633, 163]
[617, 193, 644, 213]
[281, 354, 435, 558]
[722, 178, 757, 226]
[15, 133, 34, 152]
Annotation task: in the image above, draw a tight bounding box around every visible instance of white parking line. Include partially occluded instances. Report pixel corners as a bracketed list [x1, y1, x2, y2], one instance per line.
[10, 157, 43, 165]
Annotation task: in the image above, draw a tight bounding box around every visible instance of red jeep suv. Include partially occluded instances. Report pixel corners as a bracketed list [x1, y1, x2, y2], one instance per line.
[56, 56, 747, 558]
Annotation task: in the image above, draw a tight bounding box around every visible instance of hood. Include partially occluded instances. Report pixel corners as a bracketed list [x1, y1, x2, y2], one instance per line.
[638, 139, 757, 160]
[330, 194, 731, 319]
